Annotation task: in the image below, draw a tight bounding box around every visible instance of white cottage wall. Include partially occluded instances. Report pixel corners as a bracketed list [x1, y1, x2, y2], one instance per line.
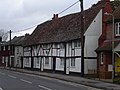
[84, 10, 102, 74]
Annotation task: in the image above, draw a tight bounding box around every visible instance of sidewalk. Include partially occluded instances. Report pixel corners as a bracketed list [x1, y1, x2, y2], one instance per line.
[1, 67, 120, 90]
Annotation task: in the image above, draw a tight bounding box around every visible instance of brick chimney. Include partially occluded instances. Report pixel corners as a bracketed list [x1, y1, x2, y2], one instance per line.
[52, 14, 58, 20]
[25, 33, 29, 36]
[101, 0, 109, 2]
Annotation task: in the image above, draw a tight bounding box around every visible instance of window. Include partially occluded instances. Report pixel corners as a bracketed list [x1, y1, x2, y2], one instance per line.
[60, 58, 64, 66]
[45, 57, 49, 65]
[36, 58, 39, 65]
[24, 47, 30, 52]
[71, 58, 75, 67]
[0, 46, 1, 51]
[2, 57, 4, 63]
[100, 52, 104, 64]
[26, 58, 29, 65]
[43, 44, 50, 49]
[54, 44, 58, 48]
[115, 22, 120, 36]
[17, 47, 19, 54]
[74, 40, 81, 48]
[8, 46, 10, 50]
[60, 44, 64, 49]
[3, 46, 5, 51]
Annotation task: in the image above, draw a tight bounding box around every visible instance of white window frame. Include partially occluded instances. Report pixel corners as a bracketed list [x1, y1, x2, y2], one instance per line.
[60, 58, 64, 66]
[60, 43, 64, 49]
[115, 22, 120, 36]
[74, 40, 81, 48]
[2, 57, 4, 63]
[26, 57, 29, 65]
[71, 58, 75, 67]
[100, 52, 104, 64]
[36, 57, 40, 66]
[3, 46, 5, 51]
[8, 46, 10, 50]
[45, 57, 49, 65]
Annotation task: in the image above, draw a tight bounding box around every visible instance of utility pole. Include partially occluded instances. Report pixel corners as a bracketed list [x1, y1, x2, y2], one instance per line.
[79, 0, 84, 77]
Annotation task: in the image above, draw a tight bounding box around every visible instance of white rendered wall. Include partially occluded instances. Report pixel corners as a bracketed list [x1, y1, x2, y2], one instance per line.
[14, 46, 23, 67]
[84, 10, 102, 74]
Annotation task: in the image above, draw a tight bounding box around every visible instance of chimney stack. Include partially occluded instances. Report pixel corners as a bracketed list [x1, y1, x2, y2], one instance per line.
[101, 0, 109, 2]
[52, 14, 58, 20]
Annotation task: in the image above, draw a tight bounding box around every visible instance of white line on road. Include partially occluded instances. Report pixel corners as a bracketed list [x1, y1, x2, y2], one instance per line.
[8, 75, 17, 79]
[0, 88, 3, 90]
[20, 79, 32, 84]
[38, 85, 52, 90]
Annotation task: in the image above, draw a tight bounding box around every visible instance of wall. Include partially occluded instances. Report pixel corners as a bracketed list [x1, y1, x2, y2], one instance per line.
[84, 10, 102, 74]
[14, 46, 23, 68]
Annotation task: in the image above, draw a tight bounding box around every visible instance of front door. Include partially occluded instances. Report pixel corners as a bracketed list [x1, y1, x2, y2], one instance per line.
[53, 57, 56, 71]
[21, 57, 23, 69]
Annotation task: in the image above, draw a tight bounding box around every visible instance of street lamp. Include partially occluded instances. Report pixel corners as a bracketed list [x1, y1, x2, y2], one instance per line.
[105, 12, 115, 82]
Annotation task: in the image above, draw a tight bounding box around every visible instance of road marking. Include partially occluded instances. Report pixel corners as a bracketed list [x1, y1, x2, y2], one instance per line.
[38, 85, 52, 90]
[0, 88, 3, 90]
[0, 72, 5, 75]
[20, 79, 32, 84]
[8, 75, 17, 79]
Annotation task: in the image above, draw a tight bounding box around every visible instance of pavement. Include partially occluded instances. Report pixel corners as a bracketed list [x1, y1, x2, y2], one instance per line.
[0, 67, 120, 90]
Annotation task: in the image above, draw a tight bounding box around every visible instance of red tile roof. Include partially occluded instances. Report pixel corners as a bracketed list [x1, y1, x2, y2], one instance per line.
[23, 1, 108, 46]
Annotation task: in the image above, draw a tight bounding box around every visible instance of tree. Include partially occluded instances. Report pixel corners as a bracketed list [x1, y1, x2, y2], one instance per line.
[0, 29, 8, 41]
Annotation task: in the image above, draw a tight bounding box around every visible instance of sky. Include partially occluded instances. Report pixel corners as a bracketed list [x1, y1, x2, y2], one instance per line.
[0, 0, 100, 39]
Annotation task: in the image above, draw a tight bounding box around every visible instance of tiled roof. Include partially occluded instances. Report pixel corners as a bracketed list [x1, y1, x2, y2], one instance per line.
[110, 1, 120, 11]
[106, 4, 120, 22]
[113, 5, 120, 20]
[96, 40, 120, 52]
[6, 36, 25, 46]
[23, 1, 107, 46]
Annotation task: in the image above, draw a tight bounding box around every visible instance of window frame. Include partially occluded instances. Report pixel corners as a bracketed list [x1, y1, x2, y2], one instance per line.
[115, 22, 120, 36]
[100, 52, 104, 65]
[45, 57, 49, 65]
[60, 58, 64, 66]
[71, 58, 75, 67]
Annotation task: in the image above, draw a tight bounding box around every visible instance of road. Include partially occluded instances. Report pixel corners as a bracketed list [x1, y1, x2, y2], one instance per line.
[0, 69, 101, 90]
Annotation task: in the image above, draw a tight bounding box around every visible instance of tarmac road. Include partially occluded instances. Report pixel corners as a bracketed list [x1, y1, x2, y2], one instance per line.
[0, 69, 101, 90]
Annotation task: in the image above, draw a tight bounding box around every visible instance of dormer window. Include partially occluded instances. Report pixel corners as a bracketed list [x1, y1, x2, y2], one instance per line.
[115, 22, 120, 36]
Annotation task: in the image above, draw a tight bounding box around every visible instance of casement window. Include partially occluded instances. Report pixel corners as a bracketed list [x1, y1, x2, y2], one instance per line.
[0, 46, 1, 51]
[54, 44, 58, 48]
[26, 58, 29, 65]
[60, 58, 64, 66]
[2, 57, 4, 63]
[100, 52, 104, 64]
[60, 43, 64, 49]
[74, 40, 81, 48]
[45, 57, 49, 65]
[8, 46, 10, 50]
[115, 22, 120, 36]
[24, 47, 30, 52]
[71, 58, 75, 67]
[36, 58, 40, 65]
[43, 44, 50, 49]
[3, 46, 5, 51]
[17, 47, 19, 54]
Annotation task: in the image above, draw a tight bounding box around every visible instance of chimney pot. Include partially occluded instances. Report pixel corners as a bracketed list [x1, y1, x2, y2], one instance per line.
[52, 14, 58, 20]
